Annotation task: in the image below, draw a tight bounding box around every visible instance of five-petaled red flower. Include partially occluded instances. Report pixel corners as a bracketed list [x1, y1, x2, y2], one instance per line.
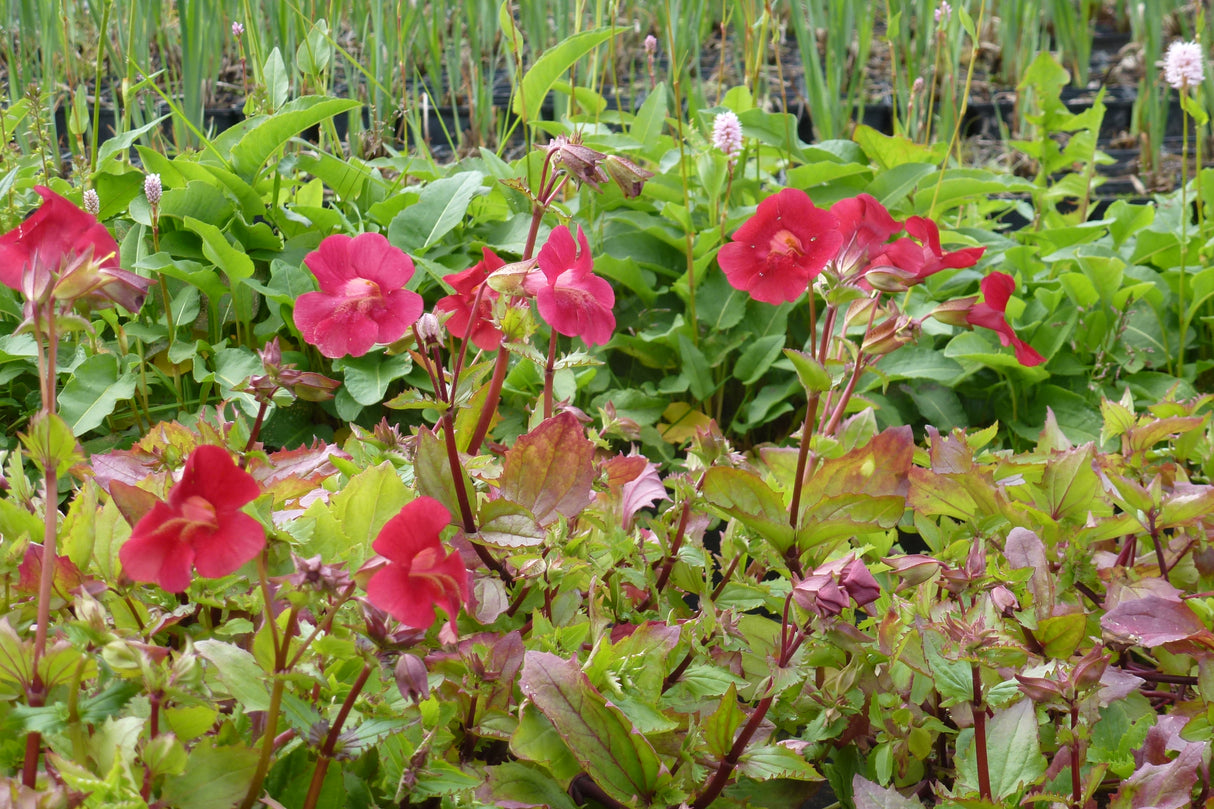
[966, 272, 1045, 366]
[119, 445, 266, 593]
[717, 188, 842, 304]
[524, 225, 616, 346]
[434, 247, 506, 351]
[294, 233, 424, 358]
[0, 185, 149, 311]
[365, 497, 470, 632]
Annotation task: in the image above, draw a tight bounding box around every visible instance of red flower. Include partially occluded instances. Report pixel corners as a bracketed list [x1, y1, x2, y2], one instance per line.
[365, 497, 470, 632]
[717, 188, 842, 304]
[0, 186, 149, 311]
[829, 193, 903, 278]
[876, 216, 985, 283]
[119, 445, 266, 593]
[966, 272, 1045, 366]
[524, 225, 616, 346]
[434, 248, 505, 351]
[294, 233, 424, 358]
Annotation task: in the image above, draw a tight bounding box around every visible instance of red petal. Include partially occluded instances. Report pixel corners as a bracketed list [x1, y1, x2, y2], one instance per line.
[169, 445, 260, 512]
[190, 511, 267, 579]
[372, 497, 453, 565]
[120, 502, 197, 592]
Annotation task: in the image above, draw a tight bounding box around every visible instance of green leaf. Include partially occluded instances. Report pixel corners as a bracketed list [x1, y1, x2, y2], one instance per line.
[263, 48, 289, 110]
[735, 335, 787, 385]
[511, 702, 583, 783]
[784, 349, 831, 393]
[337, 352, 412, 406]
[194, 640, 270, 711]
[230, 96, 361, 178]
[183, 216, 253, 281]
[1037, 612, 1087, 659]
[160, 739, 259, 809]
[515, 29, 621, 123]
[97, 115, 169, 165]
[678, 334, 714, 400]
[485, 762, 579, 809]
[955, 699, 1046, 799]
[476, 499, 545, 548]
[59, 354, 137, 436]
[631, 82, 668, 152]
[20, 412, 83, 478]
[702, 466, 794, 552]
[520, 652, 663, 806]
[737, 744, 821, 782]
[387, 171, 485, 252]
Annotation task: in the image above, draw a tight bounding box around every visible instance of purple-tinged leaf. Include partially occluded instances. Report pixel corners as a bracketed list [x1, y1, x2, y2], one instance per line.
[1101, 595, 1214, 648]
[1111, 741, 1204, 809]
[600, 453, 668, 529]
[501, 413, 594, 525]
[415, 428, 471, 525]
[519, 651, 664, 806]
[852, 774, 925, 809]
[1005, 527, 1054, 616]
[480, 762, 579, 809]
[1157, 483, 1214, 528]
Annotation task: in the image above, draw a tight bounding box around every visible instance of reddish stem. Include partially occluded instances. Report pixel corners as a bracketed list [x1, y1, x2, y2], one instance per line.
[467, 348, 510, 456]
[972, 664, 991, 801]
[301, 663, 373, 809]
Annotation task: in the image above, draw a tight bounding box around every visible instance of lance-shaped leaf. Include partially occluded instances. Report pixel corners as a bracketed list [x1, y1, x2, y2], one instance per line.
[702, 466, 795, 552]
[519, 652, 664, 806]
[500, 413, 594, 525]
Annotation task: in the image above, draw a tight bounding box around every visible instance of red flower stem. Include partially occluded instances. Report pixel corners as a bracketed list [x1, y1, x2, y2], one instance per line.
[787, 391, 821, 532]
[440, 406, 513, 585]
[1069, 702, 1081, 809]
[447, 282, 490, 403]
[301, 663, 373, 809]
[542, 329, 558, 420]
[467, 348, 510, 457]
[816, 305, 838, 366]
[972, 663, 991, 801]
[242, 397, 272, 465]
[821, 354, 868, 437]
[640, 472, 707, 612]
[429, 344, 450, 403]
[690, 595, 800, 809]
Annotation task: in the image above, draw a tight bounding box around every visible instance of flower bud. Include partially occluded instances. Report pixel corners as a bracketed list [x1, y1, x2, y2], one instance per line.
[416, 312, 443, 346]
[644, 34, 658, 55]
[603, 154, 653, 199]
[232, 20, 245, 37]
[929, 295, 979, 328]
[865, 264, 919, 293]
[395, 654, 430, 702]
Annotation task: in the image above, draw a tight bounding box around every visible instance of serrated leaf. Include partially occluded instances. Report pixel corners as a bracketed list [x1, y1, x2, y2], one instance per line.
[520, 652, 663, 806]
[500, 413, 595, 525]
[160, 739, 259, 809]
[194, 640, 270, 711]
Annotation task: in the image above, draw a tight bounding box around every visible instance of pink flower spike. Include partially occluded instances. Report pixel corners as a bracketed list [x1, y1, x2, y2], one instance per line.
[365, 497, 470, 632]
[1164, 40, 1204, 90]
[966, 272, 1045, 366]
[525, 225, 616, 346]
[119, 445, 266, 592]
[434, 247, 506, 351]
[718, 188, 842, 304]
[294, 232, 424, 358]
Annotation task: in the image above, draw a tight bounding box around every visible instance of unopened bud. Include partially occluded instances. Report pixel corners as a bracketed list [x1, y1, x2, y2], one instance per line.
[232, 20, 245, 37]
[395, 654, 430, 702]
[929, 295, 979, 328]
[416, 312, 443, 345]
[865, 264, 919, 293]
[603, 154, 653, 198]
